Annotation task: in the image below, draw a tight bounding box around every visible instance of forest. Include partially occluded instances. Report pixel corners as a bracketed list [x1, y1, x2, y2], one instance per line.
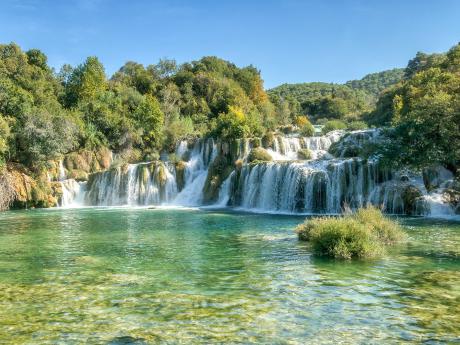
[0, 42, 459, 210]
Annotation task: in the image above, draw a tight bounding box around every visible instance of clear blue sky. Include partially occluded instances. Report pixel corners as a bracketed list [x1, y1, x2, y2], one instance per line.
[1, 0, 460, 88]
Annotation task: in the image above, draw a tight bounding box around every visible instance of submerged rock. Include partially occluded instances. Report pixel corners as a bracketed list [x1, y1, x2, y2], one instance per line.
[107, 336, 148, 345]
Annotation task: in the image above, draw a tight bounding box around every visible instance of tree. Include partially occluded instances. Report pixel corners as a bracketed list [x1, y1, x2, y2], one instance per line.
[0, 116, 11, 164]
[132, 94, 164, 149]
[65, 56, 106, 107]
[15, 109, 78, 166]
[213, 106, 250, 140]
[384, 68, 460, 171]
[26, 49, 48, 70]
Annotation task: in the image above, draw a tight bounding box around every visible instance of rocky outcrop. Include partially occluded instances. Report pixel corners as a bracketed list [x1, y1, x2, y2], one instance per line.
[63, 147, 112, 181]
[422, 166, 453, 191]
[6, 164, 59, 209]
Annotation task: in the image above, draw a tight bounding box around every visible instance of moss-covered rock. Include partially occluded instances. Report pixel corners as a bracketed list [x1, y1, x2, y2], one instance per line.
[442, 188, 460, 214]
[67, 169, 89, 181]
[297, 149, 312, 160]
[250, 138, 261, 148]
[7, 164, 58, 209]
[155, 163, 168, 187]
[63, 147, 113, 180]
[247, 147, 273, 163]
[175, 161, 187, 192]
[202, 155, 234, 203]
[401, 185, 424, 215]
[261, 131, 275, 149]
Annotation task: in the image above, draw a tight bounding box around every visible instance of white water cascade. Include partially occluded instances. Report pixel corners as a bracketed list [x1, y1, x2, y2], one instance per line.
[56, 131, 459, 217]
[172, 139, 217, 206]
[58, 160, 82, 207]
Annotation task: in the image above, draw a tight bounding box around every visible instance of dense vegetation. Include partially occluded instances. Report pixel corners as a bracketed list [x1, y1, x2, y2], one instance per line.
[0, 41, 459, 210]
[296, 207, 405, 259]
[345, 68, 404, 97]
[268, 69, 404, 123]
[0, 43, 279, 173]
[367, 43, 460, 172]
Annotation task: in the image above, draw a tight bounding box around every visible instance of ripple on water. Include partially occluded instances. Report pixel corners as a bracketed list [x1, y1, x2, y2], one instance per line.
[0, 208, 458, 344]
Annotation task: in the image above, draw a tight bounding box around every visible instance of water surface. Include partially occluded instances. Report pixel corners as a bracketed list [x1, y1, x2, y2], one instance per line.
[0, 208, 459, 344]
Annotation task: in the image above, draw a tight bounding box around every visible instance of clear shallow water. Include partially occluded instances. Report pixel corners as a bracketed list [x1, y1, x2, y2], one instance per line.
[0, 208, 459, 344]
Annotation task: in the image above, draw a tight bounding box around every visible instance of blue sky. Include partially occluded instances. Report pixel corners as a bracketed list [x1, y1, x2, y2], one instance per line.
[1, 0, 460, 88]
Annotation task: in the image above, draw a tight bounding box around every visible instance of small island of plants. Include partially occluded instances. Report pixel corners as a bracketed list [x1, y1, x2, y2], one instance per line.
[296, 207, 405, 259]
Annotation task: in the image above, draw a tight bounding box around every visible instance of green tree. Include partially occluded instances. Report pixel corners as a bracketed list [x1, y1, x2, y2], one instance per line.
[213, 106, 250, 140]
[65, 56, 106, 107]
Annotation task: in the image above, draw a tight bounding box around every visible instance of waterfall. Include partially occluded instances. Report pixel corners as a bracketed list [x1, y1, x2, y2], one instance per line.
[53, 130, 458, 217]
[58, 160, 82, 208]
[228, 158, 407, 214]
[60, 179, 83, 207]
[215, 173, 233, 207]
[173, 138, 217, 206]
[84, 162, 178, 206]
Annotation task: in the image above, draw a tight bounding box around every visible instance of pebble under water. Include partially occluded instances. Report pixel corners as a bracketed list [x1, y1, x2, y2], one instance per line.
[0, 208, 459, 344]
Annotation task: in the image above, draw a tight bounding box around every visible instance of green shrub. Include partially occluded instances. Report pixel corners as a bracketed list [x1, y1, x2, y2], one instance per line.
[321, 120, 347, 135]
[297, 148, 312, 160]
[247, 147, 273, 163]
[300, 122, 315, 137]
[295, 206, 405, 259]
[347, 121, 368, 131]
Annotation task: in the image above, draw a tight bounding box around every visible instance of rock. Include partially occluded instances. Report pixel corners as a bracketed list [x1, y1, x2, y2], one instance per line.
[67, 169, 89, 181]
[261, 131, 275, 149]
[247, 147, 273, 163]
[422, 165, 453, 191]
[442, 188, 460, 214]
[107, 336, 148, 345]
[175, 161, 187, 191]
[250, 137, 261, 148]
[401, 185, 424, 215]
[7, 164, 58, 209]
[297, 149, 312, 160]
[202, 155, 233, 203]
[64, 147, 113, 178]
[400, 175, 410, 182]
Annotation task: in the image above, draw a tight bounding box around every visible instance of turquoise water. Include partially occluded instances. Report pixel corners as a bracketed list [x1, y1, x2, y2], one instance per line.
[0, 208, 459, 344]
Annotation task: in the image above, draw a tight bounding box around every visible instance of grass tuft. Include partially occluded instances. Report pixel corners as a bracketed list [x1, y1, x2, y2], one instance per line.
[295, 206, 405, 259]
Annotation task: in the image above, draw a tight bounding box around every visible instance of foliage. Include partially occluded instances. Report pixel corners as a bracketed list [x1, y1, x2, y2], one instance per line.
[247, 147, 273, 163]
[347, 120, 368, 131]
[212, 106, 250, 140]
[295, 207, 405, 259]
[345, 68, 404, 97]
[368, 43, 460, 171]
[1, 43, 275, 177]
[0, 116, 11, 164]
[321, 120, 347, 134]
[296, 116, 315, 136]
[269, 82, 373, 122]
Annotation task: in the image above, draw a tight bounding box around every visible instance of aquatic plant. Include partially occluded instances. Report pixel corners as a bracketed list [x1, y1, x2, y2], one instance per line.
[296, 206, 405, 259]
[247, 147, 273, 163]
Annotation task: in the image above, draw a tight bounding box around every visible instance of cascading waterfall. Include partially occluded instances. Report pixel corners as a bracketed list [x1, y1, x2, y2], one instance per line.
[173, 138, 217, 206]
[226, 158, 402, 214]
[56, 130, 458, 217]
[84, 161, 178, 206]
[58, 160, 82, 207]
[64, 138, 217, 207]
